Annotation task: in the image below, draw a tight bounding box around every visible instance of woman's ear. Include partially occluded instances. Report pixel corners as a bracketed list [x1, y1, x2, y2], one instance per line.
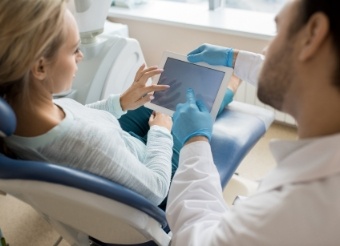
[299, 12, 330, 61]
[31, 58, 47, 81]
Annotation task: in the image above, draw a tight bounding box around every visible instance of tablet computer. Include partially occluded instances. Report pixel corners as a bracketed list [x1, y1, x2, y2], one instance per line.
[145, 51, 233, 120]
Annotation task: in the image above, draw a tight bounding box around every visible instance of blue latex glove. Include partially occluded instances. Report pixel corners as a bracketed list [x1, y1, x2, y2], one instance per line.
[172, 88, 213, 146]
[218, 88, 234, 116]
[187, 43, 234, 67]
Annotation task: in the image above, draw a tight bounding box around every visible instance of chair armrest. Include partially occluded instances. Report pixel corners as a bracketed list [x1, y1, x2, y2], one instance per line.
[211, 101, 274, 188]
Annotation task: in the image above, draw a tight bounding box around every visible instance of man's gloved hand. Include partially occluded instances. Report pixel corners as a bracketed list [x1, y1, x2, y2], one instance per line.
[172, 88, 213, 146]
[187, 43, 234, 67]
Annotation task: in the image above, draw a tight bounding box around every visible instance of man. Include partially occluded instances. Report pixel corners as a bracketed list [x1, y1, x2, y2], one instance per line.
[167, 0, 340, 245]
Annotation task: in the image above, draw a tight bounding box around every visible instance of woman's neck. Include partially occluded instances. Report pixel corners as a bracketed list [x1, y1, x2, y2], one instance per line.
[10, 82, 65, 137]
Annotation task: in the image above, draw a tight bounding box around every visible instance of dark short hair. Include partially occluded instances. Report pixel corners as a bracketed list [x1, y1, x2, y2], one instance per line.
[295, 0, 340, 89]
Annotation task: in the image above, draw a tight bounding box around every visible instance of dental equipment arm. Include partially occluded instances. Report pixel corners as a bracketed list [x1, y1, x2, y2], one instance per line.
[68, 0, 112, 43]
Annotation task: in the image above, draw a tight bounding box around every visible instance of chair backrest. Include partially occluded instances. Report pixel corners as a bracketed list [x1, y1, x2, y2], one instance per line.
[0, 97, 170, 246]
[0, 97, 16, 137]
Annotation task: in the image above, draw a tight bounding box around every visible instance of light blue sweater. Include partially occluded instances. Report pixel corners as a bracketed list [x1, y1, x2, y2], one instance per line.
[5, 95, 173, 205]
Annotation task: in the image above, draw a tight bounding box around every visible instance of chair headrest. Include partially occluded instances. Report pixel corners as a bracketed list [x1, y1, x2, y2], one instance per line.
[0, 97, 16, 137]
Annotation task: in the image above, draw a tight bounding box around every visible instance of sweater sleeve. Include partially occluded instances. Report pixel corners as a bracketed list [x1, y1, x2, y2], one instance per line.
[85, 94, 126, 119]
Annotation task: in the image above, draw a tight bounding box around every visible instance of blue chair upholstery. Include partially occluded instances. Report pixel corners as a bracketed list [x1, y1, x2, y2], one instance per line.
[212, 101, 273, 188]
[0, 97, 273, 245]
[0, 97, 16, 137]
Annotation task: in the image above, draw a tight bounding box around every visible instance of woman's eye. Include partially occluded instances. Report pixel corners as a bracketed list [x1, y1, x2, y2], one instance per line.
[74, 48, 80, 54]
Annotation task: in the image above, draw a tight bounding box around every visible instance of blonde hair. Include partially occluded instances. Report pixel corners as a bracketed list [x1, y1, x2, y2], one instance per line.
[0, 0, 67, 102]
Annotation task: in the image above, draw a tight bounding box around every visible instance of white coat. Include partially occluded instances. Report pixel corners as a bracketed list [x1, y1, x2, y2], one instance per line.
[166, 51, 340, 246]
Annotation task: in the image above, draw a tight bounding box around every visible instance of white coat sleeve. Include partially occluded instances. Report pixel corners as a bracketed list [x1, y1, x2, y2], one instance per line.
[166, 141, 229, 245]
[165, 141, 288, 246]
[234, 51, 265, 87]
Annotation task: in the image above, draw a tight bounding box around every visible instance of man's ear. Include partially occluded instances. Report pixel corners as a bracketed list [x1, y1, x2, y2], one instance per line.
[298, 13, 330, 62]
[31, 58, 47, 80]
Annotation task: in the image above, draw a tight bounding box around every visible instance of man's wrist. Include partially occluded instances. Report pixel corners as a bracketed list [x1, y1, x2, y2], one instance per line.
[226, 48, 234, 67]
[232, 49, 239, 68]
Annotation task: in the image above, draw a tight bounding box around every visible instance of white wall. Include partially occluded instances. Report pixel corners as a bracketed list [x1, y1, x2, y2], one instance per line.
[108, 17, 271, 66]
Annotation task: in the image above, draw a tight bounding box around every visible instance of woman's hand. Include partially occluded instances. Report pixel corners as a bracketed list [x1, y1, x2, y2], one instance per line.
[120, 64, 170, 111]
[149, 111, 173, 132]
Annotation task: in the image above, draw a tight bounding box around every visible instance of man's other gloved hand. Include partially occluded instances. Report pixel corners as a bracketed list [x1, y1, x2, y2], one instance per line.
[187, 43, 234, 67]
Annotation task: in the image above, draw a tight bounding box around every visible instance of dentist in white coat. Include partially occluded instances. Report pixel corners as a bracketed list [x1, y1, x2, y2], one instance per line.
[167, 0, 340, 245]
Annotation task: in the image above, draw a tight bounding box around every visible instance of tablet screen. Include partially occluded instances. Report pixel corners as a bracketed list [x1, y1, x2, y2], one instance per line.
[151, 57, 225, 112]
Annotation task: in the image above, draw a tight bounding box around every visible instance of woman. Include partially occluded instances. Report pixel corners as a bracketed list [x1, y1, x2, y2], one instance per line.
[0, 0, 175, 206]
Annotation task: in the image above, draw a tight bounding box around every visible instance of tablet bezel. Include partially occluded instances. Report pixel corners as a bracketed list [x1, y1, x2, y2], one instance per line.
[145, 51, 233, 121]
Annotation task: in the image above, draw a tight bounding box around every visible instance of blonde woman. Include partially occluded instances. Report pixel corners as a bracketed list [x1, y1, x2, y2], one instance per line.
[0, 0, 177, 207]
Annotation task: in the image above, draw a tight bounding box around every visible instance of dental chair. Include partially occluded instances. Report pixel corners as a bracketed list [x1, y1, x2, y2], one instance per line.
[0, 0, 275, 244]
[0, 95, 273, 246]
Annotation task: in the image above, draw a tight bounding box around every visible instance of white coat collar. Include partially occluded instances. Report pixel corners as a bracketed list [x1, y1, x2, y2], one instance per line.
[257, 132, 340, 193]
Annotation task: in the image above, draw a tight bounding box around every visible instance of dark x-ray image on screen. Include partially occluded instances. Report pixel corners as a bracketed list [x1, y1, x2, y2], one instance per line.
[151, 57, 225, 112]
